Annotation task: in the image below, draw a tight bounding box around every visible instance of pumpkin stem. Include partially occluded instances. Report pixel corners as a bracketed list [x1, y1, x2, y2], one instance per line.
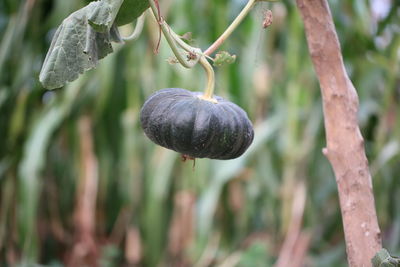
[199, 56, 217, 102]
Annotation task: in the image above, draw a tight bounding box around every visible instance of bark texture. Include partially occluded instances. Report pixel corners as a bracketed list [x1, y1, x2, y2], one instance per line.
[295, 0, 382, 266]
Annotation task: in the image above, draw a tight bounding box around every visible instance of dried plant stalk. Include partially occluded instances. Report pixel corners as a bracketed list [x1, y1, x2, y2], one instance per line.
[295, 0, 382, 266]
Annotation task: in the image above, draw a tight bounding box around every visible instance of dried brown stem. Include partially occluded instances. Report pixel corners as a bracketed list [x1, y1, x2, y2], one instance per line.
[275, 181, 310, 267]
[68, 116, 99, 266]
[168, 191, 195, 264]
[295, 0, 382, 266]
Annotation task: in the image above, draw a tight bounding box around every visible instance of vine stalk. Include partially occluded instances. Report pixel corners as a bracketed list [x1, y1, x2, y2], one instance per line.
[147, 0, 265, 100]
[148, 0, 197, 68]
[204, 0, 258, 56]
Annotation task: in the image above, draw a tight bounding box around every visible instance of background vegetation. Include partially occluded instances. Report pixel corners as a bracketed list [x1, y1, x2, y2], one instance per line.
[0, 0, 399, 266]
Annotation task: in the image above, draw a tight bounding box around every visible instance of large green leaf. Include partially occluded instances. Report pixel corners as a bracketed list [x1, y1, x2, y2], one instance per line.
[115, 0, 149, 26]
[40, 0, 150, 89]
[84, 0, 150, 26]
[88, 0, 124, 32]
[39, 1, 122, 89]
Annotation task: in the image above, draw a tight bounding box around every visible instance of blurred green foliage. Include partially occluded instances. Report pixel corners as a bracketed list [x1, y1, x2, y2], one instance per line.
[0, 0, 399, 266]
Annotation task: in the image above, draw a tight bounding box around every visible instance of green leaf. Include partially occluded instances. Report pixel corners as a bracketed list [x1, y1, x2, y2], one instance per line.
[372, 249, 400, 267]
[88, 0, 124, 32]
[39, 2, 121, 89]
[213, 51, 237, 67]
[115, 0, 150, 26]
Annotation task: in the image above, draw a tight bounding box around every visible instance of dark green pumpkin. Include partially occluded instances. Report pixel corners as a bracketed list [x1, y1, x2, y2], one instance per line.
[140, 88, 254, 160]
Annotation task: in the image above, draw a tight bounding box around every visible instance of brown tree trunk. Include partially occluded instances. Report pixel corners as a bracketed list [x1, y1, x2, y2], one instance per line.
[295, 0, 382, 266]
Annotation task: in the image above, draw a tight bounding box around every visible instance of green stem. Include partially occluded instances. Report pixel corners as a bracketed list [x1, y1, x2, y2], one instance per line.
[167, 25, 198, 52]
[122, 13, 145, 41]
[147, 0, 264, 100]
[198, 56, 216, 101]
[148, 0, 197, 68]
[147, 0, 215, 100]
[204, 0, 258, 56]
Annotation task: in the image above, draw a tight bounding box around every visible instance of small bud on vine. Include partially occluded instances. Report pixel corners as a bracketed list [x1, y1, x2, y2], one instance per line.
[213, 51, 237, 67]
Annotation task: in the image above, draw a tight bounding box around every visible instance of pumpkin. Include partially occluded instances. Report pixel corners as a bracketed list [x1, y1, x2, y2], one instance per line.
[140, 88, 254, 160]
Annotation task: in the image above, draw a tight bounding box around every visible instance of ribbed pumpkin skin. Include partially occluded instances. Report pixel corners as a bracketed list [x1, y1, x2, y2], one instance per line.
[140, 88, 254, 160]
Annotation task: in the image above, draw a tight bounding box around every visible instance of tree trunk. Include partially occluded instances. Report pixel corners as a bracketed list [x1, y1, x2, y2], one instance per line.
[295, 0, 382, 266]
